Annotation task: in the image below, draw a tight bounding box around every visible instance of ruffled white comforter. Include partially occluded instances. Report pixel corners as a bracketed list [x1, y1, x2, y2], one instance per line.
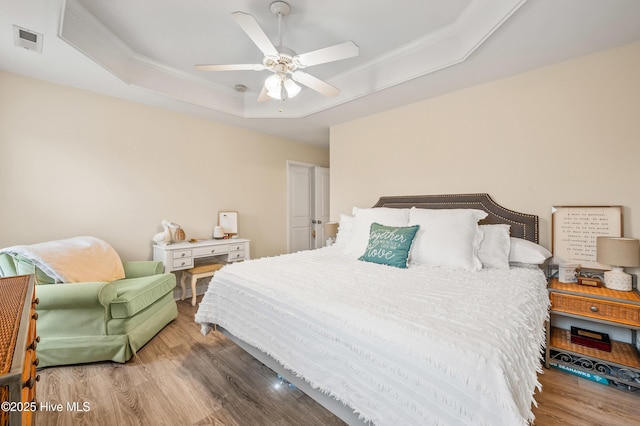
[195, 246, 549, 426]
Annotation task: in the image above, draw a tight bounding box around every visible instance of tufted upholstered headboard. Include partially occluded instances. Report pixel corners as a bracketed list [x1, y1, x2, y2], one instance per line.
[372, 193, 539, 243]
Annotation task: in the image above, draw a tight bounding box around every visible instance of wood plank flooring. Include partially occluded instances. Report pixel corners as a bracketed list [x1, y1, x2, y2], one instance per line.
[34, 298, 640, 426]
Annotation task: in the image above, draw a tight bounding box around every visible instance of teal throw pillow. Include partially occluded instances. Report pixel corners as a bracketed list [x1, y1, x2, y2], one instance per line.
[359, 223, 419, 268]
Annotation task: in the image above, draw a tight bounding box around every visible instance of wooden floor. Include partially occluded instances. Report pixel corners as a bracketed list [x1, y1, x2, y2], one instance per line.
[34, 297, 640, 426]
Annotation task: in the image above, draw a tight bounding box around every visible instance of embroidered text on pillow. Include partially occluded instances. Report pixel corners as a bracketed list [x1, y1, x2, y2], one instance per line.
[359, 223, 419, 268]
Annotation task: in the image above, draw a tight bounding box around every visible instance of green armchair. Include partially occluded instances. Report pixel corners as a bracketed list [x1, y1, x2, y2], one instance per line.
[0, 254, 177, 367]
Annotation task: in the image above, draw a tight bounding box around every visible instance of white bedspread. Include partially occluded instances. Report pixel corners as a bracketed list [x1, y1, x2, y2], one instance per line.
[195, 246, 549, 426]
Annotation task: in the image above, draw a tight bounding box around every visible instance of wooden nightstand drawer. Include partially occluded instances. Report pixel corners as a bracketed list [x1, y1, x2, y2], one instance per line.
[550, 292, 640, 327]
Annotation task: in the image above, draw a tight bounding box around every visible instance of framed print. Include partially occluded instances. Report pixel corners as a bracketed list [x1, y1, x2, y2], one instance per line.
[551, 205, 623, 269]
[218, 211, 238, 236]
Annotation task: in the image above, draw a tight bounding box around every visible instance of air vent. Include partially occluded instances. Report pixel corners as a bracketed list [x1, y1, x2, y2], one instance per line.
[13, 25, 43, 53]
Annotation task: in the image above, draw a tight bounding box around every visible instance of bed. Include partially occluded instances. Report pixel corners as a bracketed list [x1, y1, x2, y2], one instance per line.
[195, 193, 551, 425]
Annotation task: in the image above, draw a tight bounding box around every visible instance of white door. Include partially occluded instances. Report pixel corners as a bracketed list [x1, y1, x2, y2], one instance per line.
[287, 162, 330, 253]
[288, 164, 313, 253]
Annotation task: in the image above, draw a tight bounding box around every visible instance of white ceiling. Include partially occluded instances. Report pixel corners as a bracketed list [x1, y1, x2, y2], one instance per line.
[2, 0, 640, 147]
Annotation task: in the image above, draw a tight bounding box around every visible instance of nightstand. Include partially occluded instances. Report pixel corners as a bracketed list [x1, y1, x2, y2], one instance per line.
[546, 277, 640, 389]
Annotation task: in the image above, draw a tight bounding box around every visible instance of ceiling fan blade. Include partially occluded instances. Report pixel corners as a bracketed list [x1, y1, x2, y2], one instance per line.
[257, 85, 270, 102]
[295, 41, 359, 67]
[291, 71, 340, 97]
[231, 12, 279, 57]
[195, 63, 265, 71]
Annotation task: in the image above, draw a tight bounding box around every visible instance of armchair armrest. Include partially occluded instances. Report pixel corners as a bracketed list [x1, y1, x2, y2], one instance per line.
[122, 261, 164, 278]
[36, 281, 117, 310]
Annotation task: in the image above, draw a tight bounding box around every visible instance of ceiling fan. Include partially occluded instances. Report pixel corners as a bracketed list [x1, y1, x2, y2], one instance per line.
[195, 1, 359, 101]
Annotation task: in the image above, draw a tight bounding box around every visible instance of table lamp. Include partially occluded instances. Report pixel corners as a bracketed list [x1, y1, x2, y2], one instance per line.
[596, 237, 640, 291]
[324, 222, 339, 246]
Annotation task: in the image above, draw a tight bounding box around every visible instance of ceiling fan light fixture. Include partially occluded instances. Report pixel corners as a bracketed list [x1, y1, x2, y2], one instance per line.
[266, 88, 282, 100]
[284, 78, 301, 98]
[264, 74, 300, 100]
[197, 1, 359, 102]
[265, 74, 283, 99]
[265, 74, 281, 91]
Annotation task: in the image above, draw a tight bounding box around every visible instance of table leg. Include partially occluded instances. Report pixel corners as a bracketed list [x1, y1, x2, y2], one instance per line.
[191, 275, 198, 306]
[180, 272, 187, 301]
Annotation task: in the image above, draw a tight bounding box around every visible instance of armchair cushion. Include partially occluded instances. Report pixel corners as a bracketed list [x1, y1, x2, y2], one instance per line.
[110, 274, 176, 318]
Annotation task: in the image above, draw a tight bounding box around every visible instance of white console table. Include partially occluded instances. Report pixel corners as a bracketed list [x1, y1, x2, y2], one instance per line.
[153, 238, 251, 273]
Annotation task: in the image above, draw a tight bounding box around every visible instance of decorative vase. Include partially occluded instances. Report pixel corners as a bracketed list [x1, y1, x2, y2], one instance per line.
[173, 227, 186, 242]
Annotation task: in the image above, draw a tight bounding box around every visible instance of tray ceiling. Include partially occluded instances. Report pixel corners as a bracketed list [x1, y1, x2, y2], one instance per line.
[3, 0, 640, 146]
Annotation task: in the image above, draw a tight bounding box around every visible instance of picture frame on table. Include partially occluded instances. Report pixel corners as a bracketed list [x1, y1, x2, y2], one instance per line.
[551, 205, 623, 269]
[218, 211, 238, 238]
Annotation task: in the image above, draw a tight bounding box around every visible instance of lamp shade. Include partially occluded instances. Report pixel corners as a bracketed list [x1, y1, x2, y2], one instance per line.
[265, 74, 283, 99]
[596, 237, 640, 267]
[283, 78, 301, 98]
[324, 222, 338, 239]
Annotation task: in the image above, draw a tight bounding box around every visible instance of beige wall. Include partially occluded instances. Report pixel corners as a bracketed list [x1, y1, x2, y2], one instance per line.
[331, 41, 640, 254]
[0, 71, 329, 261]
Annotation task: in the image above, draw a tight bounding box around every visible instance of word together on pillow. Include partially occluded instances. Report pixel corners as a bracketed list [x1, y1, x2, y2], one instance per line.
[359, 223, 419, 268]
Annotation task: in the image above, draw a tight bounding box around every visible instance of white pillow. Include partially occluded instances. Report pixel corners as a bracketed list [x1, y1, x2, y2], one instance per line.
[334, 214, 354, 247]
[509, 238, 552, 265]
[408, 208, 488, 270]
[342, 207, 410, 257]
[478, 224, 511, 270]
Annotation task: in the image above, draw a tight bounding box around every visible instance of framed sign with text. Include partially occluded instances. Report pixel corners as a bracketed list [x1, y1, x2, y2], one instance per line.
[551, 205, 623, 269]
[218, 211, 238, 236]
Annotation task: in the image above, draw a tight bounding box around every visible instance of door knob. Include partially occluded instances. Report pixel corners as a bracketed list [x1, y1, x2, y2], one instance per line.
[311, 220, 317, 224]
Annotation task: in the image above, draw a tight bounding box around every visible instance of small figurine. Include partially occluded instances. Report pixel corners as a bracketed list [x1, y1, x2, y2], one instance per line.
[152, 220, 172, 245]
